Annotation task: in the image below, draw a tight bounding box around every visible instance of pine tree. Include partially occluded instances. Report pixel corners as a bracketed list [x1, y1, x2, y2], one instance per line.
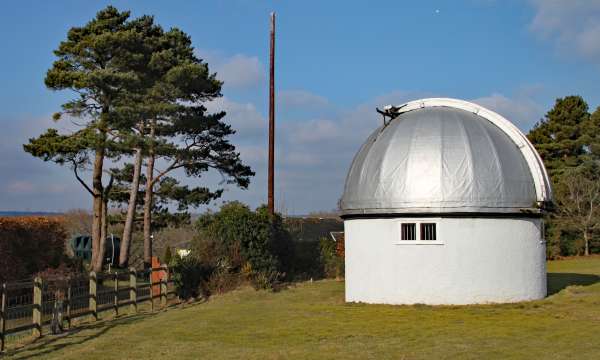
[527, 96, 590, 179]
[24, 7, 146, 271]
[24, 6, 253, 270]
[135, 30, 254, 268]
[528, 96, 600, 256]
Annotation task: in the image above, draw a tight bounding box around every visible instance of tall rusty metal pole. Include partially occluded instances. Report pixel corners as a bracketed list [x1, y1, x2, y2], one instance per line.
[268, 12, 276, 216]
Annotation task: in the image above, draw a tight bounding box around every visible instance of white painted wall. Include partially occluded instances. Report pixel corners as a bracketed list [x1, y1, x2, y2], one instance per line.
[345, 217, 546, 305]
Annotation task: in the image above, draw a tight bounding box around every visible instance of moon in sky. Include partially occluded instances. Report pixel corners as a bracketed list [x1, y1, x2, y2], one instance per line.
[435, 9, 440, 14]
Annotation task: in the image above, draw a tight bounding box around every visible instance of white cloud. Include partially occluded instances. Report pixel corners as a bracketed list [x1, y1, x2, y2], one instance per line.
[216, 54, 264, 88]
[290, 119, 339, 144]
[206, 97, 266, 137]
[0, 115, 90, 211]
[197, 49, 264, 89]
[529, 0, 600, 63]
[279, 90, 329, 109]
[7, 180, 35, 194]
[471, 92, 544, 131]
[282, 151, 321, 166]
[237, 145, 267, 163]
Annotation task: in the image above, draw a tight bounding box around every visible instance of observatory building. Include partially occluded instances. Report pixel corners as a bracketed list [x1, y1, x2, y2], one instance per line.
[340, 98, 552, 305]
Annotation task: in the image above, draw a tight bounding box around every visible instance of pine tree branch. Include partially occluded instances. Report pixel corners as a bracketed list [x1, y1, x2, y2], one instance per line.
[72, 162, 94, 196]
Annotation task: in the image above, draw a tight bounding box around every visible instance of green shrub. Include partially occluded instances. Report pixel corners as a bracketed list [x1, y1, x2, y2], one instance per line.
[250, 269, 283, 290]
[319, 236, 344, 279]
[206, 270, 245, 295]
[169, 255, 211, 300]
[285, 240, 322, 280]
[194, 202, 290, 290]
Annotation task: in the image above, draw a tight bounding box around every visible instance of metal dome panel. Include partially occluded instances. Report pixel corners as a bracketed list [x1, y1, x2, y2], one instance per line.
[340, 99, 552, 215]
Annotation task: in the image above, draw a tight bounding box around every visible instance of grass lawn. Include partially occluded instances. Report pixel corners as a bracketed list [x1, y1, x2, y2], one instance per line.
[4, 258, 600, 359]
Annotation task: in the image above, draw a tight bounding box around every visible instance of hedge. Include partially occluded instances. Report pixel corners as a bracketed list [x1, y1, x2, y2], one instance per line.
[0, 216, 67, 283]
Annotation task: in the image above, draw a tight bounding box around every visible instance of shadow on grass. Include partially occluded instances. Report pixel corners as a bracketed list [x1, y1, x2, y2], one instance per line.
[4, 313, 155, 360]
[547, 272, 600, 295]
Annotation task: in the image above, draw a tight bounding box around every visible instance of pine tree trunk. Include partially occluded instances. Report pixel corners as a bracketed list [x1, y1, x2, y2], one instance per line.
[143, 152, 155, 269]
[98, 197, 108, 267]
[143, 121, 156, 269]
[120, 147, 143, 267]
[91, 146, 105, 273]
[584, 230, 590, 256]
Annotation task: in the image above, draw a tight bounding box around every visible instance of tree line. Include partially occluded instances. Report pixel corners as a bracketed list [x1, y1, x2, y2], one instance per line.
[23, 6, 253, 272]
[528, 95, 600, 256]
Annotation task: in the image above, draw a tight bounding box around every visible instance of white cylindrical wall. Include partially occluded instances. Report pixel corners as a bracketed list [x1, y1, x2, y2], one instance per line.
[344, 217, 546, 305]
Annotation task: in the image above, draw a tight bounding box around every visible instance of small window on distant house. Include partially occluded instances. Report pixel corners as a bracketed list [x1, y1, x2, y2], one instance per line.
[420, 223, 437, 240]
[401, 223, 416, 240]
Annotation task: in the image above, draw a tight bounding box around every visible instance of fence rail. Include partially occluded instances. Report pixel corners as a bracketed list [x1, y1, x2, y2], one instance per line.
[0, 266, 175, 352]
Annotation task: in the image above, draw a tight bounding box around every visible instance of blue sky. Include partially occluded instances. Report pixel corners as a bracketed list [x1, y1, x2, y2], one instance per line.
[1, 1, 600, 214]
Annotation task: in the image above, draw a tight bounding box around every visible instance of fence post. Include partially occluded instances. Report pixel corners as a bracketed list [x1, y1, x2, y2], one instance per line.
[89, 272, 97, 321]
[113, 273, 119, 317]
[66, 280, 71, 329]
[32, 276, 42, 338]
[129, 268, 137, 314]
[161, 267, 168, 309]
[1, 282, 6, 352]
[150, 269, 155, 313]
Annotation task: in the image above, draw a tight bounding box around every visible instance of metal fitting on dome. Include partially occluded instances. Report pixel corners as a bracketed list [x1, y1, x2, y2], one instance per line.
[376, 104, 407, 126]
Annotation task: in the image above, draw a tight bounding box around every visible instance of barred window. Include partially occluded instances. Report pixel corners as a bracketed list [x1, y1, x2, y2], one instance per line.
[420, 223, 437, 240]
[401, 223, 416, 240]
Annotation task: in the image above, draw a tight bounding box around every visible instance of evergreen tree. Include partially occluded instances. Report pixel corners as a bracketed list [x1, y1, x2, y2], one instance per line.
[134, 30, 254, 268]
[25, 6, 253, 270]
[117, 15, 166, 266]
[528, 96, 590, 179]
[581, 106, 600, 161]
[108, 163, 219, 232]
[24, 7, 146, 271]
[528, 96, 600, 256]
[164, 246, 173, 265]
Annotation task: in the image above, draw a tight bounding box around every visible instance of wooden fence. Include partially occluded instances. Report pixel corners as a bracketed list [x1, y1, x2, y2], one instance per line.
[0, 266, 174, 352]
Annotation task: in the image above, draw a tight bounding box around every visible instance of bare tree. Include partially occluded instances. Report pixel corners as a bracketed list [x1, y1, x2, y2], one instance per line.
[555, 163, 600, 256]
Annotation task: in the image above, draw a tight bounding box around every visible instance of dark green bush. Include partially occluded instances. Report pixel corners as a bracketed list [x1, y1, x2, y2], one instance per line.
[194, 202, 289, 290]
[169, 255, 211, 300]
[285, 240, 323, 280]
[319, 236, 344, 279]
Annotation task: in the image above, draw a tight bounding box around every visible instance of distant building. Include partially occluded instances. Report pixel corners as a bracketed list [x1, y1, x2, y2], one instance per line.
[340, 98, 552, 305]
[284, 217, 343, 242]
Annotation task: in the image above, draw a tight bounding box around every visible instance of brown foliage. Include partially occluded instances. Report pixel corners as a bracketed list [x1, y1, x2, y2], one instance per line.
[62, 209, 92, 236]
[61, 209, 93, 257]
[335, 233, 345, 258]
[0, 216, 68, 283]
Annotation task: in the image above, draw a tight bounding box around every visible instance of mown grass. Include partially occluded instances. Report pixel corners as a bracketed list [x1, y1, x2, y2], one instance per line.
[4, 258, 600, 359]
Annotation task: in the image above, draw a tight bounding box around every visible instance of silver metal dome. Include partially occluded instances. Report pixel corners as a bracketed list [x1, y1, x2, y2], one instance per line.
[340, 98, 552, 215]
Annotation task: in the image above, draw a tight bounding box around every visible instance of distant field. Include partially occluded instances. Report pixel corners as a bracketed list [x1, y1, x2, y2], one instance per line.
[4, 258, 600, 359]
